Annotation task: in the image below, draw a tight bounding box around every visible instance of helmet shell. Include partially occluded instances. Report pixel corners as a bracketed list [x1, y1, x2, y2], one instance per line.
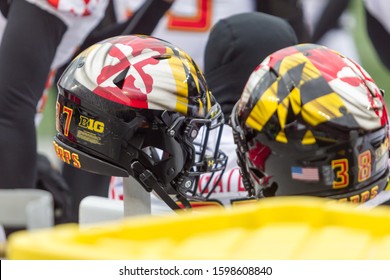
[232, 44, 389, 202]
[54, 35, 226, 206]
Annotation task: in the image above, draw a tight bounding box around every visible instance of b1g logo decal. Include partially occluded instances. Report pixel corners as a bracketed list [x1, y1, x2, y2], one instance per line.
[78, 115, 105, 133]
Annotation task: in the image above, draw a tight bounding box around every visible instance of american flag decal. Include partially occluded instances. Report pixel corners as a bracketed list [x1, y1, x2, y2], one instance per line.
[291, 167, 319, 181]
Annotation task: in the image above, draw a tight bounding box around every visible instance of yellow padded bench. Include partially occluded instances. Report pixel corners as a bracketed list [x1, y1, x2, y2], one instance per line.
[6, 196, 390, 259]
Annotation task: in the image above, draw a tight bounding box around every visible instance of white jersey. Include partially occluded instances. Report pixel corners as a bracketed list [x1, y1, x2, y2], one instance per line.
[112, 0, 255, 69]
[24, 0, 109, 69]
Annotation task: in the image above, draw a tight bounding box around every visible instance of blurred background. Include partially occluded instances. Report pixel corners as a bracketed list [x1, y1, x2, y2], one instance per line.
[36, 0, 390, 167]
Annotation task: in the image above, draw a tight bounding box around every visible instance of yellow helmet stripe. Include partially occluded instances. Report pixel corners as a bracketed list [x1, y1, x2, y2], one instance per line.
[301, 130, 316, 145]
[167, 47, 189, 115]
[246, 80, 279, 131]
[302, 92, 345, 126]
[278, 52, 322, 80]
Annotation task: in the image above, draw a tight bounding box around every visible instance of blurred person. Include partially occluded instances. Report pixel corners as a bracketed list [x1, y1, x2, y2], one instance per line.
[0, 0, 110, 224]
[204, 12, 298, 169]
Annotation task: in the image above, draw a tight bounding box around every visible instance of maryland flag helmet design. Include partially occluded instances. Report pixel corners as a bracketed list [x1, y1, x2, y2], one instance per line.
[54, 35, 226, 209]
[231, 44, 389, 203]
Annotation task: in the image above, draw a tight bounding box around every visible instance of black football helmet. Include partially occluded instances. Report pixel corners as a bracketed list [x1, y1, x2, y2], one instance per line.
[231, 44, 389, 203]
[53, 35, 227, 210]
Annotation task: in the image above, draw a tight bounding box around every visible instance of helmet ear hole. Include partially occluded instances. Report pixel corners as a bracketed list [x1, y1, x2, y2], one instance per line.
[113, 66, 130, 90]
[152, 54, 171, 60]
[141, 146, 170, 164]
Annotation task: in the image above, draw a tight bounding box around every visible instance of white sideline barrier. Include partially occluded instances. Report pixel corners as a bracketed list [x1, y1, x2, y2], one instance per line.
[79, 177, 176, 225]
[79, 194, 177, 226]
[0, 189, 54, 230]
[0, 224, 5, 243]
[79, 196, 124, 225]
[79, 176, 151, 225]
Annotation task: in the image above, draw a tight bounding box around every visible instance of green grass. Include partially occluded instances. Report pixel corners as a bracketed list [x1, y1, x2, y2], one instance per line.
[37, 86, 57, 139]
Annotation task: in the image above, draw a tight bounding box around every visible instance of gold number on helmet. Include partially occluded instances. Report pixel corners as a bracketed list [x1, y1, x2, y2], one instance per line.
[358, 150, 371, 182]
[62, 106, 73, 137]
[332, 150, 373, 188]
[332, 158, 349, 189]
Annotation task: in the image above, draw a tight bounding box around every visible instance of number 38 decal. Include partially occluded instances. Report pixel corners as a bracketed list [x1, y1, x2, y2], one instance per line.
[331, 151, 372, 189]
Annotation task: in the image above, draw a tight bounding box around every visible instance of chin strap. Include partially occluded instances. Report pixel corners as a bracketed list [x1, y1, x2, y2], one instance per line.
[130, 161, 185, 211]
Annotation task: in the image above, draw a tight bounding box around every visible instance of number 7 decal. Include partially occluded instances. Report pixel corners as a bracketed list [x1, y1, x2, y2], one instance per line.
[56, 101, 73, 137]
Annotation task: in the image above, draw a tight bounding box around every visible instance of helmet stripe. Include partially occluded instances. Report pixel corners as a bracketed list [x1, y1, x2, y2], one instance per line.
[167, 47, 189, 115]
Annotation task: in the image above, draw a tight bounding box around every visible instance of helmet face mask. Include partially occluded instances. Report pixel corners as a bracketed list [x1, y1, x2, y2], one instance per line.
[231, 44, 390, 204]
[53, 35, 227, 209]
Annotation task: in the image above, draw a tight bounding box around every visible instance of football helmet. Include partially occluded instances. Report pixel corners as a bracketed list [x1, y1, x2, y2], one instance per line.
[53, 35, 227, 210]
[231, 43, 389, 203]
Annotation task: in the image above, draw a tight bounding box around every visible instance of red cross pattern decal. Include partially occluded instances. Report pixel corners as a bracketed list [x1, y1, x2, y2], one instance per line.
[305, 47, 388, 126]
[93, 37, 167, 108]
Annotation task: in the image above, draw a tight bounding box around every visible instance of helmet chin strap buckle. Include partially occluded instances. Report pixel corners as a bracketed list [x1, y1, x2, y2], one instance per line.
[130, 161, 184, 211]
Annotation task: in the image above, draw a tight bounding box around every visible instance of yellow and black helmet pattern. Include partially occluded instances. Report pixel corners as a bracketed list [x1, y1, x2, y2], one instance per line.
[232, 44, 389, 203]
[238, 44, 388, 144]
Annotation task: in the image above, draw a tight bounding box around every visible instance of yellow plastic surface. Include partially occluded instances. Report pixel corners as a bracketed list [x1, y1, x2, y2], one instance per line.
[6, 196, 390, 259]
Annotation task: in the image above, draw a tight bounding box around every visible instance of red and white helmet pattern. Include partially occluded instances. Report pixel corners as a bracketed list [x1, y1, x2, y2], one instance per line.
[72, 35, 211, 117]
